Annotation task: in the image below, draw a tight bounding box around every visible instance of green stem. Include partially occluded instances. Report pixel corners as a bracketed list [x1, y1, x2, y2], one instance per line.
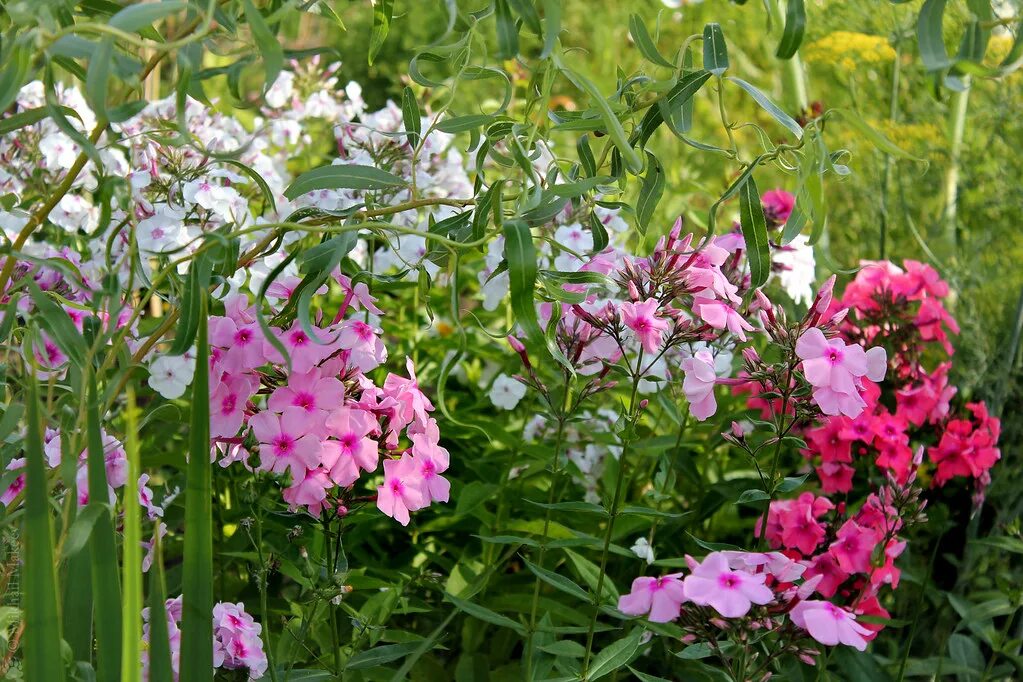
[252, 510, 278, 682]
[581, 368, 643, 675]
[879, 38, 903, 260]
[943, 79, 971, 253]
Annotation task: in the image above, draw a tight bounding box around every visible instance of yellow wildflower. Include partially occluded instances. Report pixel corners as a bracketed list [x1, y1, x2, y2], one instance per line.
[804, 31, 896, 72]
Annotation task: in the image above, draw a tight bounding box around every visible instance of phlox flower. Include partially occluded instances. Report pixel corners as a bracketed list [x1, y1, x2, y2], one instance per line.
[263, 323, 338, 375]
[620, 298, 670, 354]
[210, 374, 257, 439]
[337, 319, 387, 372]
[680, 349, 718, 421]
[829, 520, 881, 575]
[691, 295, 753, 341]
[617, 574, 685, 622]
[376, 454, 427, 526]
[795, 327, 886, 417]
[209, 315, 267, 374]
[383, 358, 434, 432]
[682, 552, 774, 617]
[489, 373, 526, 410]
[282, 467, 333, 515]
[268, 368, 345, 435]
[790, 600, 871, 650]
[249, 407, 322, 479]
[409, 418, 450, 503]
[137, 474, 164, 520]
[323, 407, 379, 486]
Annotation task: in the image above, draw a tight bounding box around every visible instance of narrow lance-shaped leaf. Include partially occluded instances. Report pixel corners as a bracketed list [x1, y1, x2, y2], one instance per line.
[629, 14, 674, 68]
[728, 77, 802, 139]
[738, 174, 771, 289]
[368, 0, 394, 65]
[540, 0, 561, 58]
[587, 628, 644, 681]
[558, 61, 643, 173]
[702, 23, 729, 76]
[283, 164, 406, 200]
[918, 0, 952, 72]
[87, 377, 124, 682]
[180, 295, 213, 681]
[147, 534, 174, 682]
[120, 385, 143, 682]
[401, 86, 421, 148]
[776, 0, 806, 59]
[22, 375, 66, 682]
[636, 151, 664, 236]
[495, 0, 520, 59]
[243, 0, 284, 91]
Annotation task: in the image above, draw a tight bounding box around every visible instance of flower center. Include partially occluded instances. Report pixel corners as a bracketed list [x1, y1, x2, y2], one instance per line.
[717, 573, 741, 589]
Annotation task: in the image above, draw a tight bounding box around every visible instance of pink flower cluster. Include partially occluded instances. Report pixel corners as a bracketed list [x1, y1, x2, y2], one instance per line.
[142, 597, 268, 680]
[207, 278, 449, 525]
[618, 551, 872, 651]
[797, 260, 1000, 492]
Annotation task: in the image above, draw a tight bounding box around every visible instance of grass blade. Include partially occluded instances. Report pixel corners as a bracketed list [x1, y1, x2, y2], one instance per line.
[87, 377, 123, 681]
[180, 294, 213, 681]
[147, 533, 174, 682]
[22, 375, 66, 681]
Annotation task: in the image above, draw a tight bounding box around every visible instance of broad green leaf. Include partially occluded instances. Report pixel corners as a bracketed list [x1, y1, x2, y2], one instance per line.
[728, 77, 802, 139]
[587, 628, 644, 680]
[180, 295, 213, 681]
[524, 558, 592, 602]
[22, 378, 65, 682]
[283, 164, 406, 199]
[776, 0, 806, 59]
[636, 151, 664, 236]
[629, 15, 673, 68]
[702, 23, 729, 76]
[738, 174, 770, 288]
[368, 0, 394, 65]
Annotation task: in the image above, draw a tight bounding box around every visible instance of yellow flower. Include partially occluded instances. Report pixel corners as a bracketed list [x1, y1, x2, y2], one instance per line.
[804, 31, 896, 72]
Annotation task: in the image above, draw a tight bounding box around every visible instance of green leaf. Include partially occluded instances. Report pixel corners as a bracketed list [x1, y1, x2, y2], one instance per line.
[27, 280, 87, 368]
[109, 1, 187, 31]
[636, 151, 665, 236]
[524, 558, 592, 603]
[558, 61, 643, 174]
[446, 594, 527, 636]
[639, 69, 711, 145]
[0, 106, 81, 135]
[436, 114, 495, 133]
[629, 15, 673, 68]
[837, 108, 919, 160]
[971, 536, 1023, 554]
[61, 502, 110, 558]
[120, 388, 143, 682]
[527, 500, 608, 515]
[564, 548, 618, 602]
[283, 164, 406, 199]
[738, 174, 770, 288]
[243, 0, 284, 92]
[587, 628, 644, 680]
[728, 77, 802, 139]
[85, 37, 114, 121]
[169, 247, 214, 355]
[180, 295, 213, 681]
[346, 642, 425, 671]
[22, 378, 66, 682]
[776, 0, 806, 59]
[401, 86, 422, 148]
[368, 0, 394, 65]
[86, 378, 123, 680]
[147, 534, 173, 682]
[736, 488, 770, 504]
[495, 0, 520, 59]
[540, 0, 561, 58]
[702, 23, 729, 76]
[628, 667, 672, 682]
[918, 0, 951, 71]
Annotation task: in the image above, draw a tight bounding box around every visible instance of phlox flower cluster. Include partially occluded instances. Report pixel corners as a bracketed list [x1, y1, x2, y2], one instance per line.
[206, 286, 450, 525]
[618, 550, 872, 657]
[142, 597, 268, 680]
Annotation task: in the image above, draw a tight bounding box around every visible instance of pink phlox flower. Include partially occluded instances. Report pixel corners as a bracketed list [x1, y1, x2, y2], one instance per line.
[137, 473, 164, 520]
[268, 368, 345, 435]
[620, 298, 670, 354]
[0, 458, 26, 506]
[617, 574, 686, 623]
[337, 318, 387, 372]
[778, 492, 834, 556]
[263, 323, 338, 374]
[796, 327, 887, 417]
[761, 189, 795, 224]
[210, 373, 257, 439]
[382, 358, 434, 432]
[805, 417, 853, 463]
[790, 600, 871, 650]
[282, 467, 333, 515]
[803, 552, 849, 598]
[680, 349, 718, 421]
[829, 520, 881, 575]
[323, 407, 379, 486]
[336, 272, 384, 315]
[249, 406, 322, 479]
[209, 315, 267, 373]
[409, 418, 450, 503]
[376, 453, 427, 526]
[691, 294, 753, 341]
[682, 551, 775, 617]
